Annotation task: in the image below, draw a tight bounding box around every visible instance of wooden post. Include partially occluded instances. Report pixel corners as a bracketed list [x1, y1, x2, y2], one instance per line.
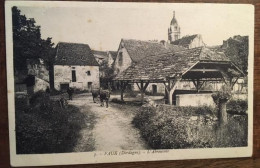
[120, 81, 129, 101]
[164, 78, 180, 105]
[120, 81, 124, 101]
[140, 81, 144, 104]
[136, 81, 149, 104]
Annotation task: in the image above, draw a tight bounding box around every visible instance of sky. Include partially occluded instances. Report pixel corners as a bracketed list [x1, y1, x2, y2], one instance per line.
[16, 3, 253, 51]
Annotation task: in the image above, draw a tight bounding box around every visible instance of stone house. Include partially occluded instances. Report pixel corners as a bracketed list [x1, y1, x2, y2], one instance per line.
[107, 51, 117, 68]
[171, 34, 206, 49]
[53, 42, 100, 91]
[92, 50, 117, 78]
[113, 39, 185, 94]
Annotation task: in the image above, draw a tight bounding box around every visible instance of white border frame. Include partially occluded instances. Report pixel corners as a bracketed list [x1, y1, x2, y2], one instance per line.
[5, 1, 254, 167]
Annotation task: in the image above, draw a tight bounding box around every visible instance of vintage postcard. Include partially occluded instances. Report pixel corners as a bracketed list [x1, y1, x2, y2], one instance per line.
[5, 1, 254, 167]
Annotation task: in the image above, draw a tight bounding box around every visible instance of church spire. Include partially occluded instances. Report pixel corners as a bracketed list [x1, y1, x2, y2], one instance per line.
[168, 11, 181, 43]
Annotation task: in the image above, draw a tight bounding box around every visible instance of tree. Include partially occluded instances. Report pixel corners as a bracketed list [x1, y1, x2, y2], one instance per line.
[223, 36, 248, 75]
[212, 85, 232, 125]
[12, 6, 55, 72]
[99, 62, 115, 89]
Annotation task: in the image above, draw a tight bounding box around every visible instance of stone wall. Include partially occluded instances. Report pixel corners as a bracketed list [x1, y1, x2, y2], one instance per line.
[113, 47, 132, 75]
[54, 65, 100, 91]
[189, 35, 205, 49]
[176, 93, 215, 107]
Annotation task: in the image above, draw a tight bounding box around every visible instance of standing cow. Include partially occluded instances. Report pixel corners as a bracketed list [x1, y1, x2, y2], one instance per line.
[91, 88, 110, 108]
[91, 89, 99, 103]
[99, 89, 110, 108]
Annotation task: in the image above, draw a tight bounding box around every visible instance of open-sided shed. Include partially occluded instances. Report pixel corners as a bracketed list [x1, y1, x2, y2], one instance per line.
[114, 47, 244, 105]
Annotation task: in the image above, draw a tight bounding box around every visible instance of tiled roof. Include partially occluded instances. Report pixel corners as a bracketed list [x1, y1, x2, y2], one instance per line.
[114, 47, 231, 81]
[92, 50, 108, 57]
[55, 42, 99, 66]
[199, 47, 229, 61]
[171, 34, 199, 46]
[122, 39, 185, 62]
[109, 51, 117, 60]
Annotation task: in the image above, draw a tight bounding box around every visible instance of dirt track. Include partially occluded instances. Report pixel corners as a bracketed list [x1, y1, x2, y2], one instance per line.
[68, 93, 149, 152]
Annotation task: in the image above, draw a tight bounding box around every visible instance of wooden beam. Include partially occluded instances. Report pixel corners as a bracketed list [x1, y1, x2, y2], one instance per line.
[188, 69, 220, 72]
[163, 82, 169, 93]
[231, 77, 239, 89]
[136, 82, 141, 90]
[143, 82, 150, 91]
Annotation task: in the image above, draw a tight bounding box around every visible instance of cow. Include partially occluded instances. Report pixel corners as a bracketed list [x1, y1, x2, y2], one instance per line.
[99, 89, 110, 108]
[91, 89, 100, 103]
[91, 88, 111, 108]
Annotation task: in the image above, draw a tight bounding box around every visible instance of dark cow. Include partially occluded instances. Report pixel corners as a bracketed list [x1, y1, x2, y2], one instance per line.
[91, 89, 99, 103]
[91, 88, 110, 108]
[99, 89, 110, 108]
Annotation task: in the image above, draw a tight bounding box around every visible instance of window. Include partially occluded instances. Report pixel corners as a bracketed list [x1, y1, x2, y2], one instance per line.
[88, 82, 92, 89]
[118, 52, 123, 66]
[72, 70, 76, 82]
[86, 71, 91, 76]
[174, 26, 177, 31]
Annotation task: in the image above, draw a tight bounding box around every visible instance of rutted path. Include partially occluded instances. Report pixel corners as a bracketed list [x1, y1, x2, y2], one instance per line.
[69, 93, 149, 152]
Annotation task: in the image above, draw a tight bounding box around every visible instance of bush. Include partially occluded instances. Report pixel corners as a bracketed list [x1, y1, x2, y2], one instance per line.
[227, 99, 248, 115]
[15, 91, 92, 154]
[133, 105, 247, 149]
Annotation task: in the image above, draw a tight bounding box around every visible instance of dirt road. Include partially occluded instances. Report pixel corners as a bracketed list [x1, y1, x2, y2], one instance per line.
[68, 93, 149, 152]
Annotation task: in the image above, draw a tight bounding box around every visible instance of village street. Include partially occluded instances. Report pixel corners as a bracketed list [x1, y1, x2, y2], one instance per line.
[67, 93, 149, 152]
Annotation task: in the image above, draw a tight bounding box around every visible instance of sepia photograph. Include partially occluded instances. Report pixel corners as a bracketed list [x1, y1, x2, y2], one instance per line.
[5, 1, 254, 166]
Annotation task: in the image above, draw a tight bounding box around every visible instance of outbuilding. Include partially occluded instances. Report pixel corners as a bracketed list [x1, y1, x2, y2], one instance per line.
[53, 42, 100, 91]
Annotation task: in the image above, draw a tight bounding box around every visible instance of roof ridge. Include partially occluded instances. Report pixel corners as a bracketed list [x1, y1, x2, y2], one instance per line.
[57, 41, 90, 46]
[122, 38, 160, 44]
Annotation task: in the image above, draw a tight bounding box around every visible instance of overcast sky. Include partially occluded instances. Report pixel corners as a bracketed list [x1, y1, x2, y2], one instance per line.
[16, 3, 253, 51]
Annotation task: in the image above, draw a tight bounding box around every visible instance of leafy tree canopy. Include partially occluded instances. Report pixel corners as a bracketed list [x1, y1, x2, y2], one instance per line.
[12, 6, 55, 71]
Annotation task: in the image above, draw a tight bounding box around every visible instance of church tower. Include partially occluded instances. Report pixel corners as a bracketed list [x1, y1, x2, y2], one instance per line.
[168, 11, 181, 42]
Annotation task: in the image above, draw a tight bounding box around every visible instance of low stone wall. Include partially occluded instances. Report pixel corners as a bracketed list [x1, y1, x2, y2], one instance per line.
[176, 93, 215, 107]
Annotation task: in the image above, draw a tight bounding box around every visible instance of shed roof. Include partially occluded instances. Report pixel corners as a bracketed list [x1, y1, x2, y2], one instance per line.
[114, 47, 232, 81]
[55, 42, 99, 66]
[121, 39, 185, 62]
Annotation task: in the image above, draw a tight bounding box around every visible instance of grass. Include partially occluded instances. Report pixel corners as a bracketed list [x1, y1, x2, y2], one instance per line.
[133, 104, 248, 149]
[15, 91, 94, 154]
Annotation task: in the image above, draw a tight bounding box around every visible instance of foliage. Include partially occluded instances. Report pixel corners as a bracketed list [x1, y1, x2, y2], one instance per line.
[212, 86, 232, 104]
[227, 99, 248, 115]
[12, 6, 55, 71]
[15, 92, 94, 154]
[133, 105, 247, 149]
[223, 36, 248, 74]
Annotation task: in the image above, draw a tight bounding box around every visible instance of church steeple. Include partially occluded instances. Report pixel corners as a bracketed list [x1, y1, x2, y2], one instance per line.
[168, 11, 181, 43]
